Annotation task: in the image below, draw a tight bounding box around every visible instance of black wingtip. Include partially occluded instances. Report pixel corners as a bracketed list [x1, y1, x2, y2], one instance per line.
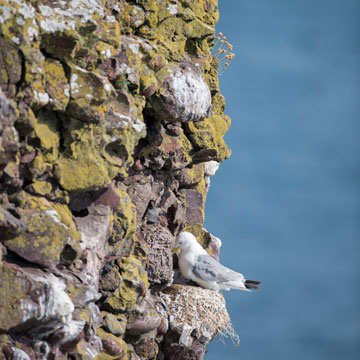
[245, 280, 261, 290]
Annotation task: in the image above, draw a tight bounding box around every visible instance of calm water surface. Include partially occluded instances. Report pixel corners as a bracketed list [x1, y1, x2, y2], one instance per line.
[204, 1, 360, 359]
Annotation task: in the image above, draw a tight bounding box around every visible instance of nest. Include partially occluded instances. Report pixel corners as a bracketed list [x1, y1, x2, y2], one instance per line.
[161, 284, 239, 347]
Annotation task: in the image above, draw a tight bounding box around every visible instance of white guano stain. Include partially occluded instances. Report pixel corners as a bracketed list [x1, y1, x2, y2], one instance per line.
[20, 274, 74, 324]
[104, 83, 113, 92]
[204, 161, 220, 176]
[19, 273, 86, 339]
[165, 66, 212, 122]
[70, 73, 79, 95]
[45, 209, 68, 228]
[132, 117, 146, 133]
[11, 348, 31, 360]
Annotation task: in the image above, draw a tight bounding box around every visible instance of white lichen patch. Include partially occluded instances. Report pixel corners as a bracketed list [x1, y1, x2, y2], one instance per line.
[37, 0, 108, 33]
[27, 26, 38, 39]
[168, 4, 178, 15]
[104, 82, 113, 93]
[34, 90, 50, 106]
[134, 19, 143, 27]
[0, 4, 11, 23]
[161, 284, 239, 347]
[16, 17, 25, 26]
[11, 36, 20, 44]
[100, 48, 112, 58]
[17, 1, 35, 19]
[70, 73, 79, 95]
[129, 42, 140, 55]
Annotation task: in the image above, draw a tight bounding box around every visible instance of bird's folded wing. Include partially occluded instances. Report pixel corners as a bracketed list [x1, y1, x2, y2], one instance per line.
[192, 254, 245, 283]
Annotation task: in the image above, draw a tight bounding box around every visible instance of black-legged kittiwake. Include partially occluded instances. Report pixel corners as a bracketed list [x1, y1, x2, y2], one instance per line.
[175, 232, 261, 291]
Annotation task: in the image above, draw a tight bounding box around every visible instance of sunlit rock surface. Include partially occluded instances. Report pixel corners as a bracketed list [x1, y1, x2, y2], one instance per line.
[0, 0, 232, 359]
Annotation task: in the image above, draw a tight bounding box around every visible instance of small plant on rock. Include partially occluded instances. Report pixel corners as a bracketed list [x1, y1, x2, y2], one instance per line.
[212, 32, 235, 75]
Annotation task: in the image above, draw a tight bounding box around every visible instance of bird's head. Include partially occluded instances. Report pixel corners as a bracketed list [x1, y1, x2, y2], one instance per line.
[173, 231, 197, 252]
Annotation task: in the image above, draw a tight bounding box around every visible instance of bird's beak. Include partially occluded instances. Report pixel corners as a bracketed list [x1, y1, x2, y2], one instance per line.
[172, 247, 180, 254]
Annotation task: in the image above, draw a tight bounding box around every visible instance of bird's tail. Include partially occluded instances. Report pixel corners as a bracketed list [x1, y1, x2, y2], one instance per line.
[245, 279, 261, 290]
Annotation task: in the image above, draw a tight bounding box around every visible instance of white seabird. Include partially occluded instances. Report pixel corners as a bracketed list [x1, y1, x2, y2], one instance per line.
[175, 232, 261, 292]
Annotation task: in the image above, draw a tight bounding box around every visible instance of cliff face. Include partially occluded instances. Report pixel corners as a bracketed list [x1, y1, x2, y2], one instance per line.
[0, 1, 232, 359]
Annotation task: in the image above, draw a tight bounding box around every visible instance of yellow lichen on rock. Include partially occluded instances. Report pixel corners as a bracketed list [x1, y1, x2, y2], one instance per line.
[103, 256, 149, 314]
[31, 110, 60, 162]
[44, 59, 70, 111]
[0, 0, 234, 358]
[95, 327, 128, 360]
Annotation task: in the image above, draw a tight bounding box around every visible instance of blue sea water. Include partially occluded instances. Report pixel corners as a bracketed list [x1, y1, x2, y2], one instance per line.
[204, 1, 360, 359]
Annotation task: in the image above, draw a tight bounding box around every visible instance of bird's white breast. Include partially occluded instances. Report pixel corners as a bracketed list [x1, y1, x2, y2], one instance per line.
[178, 249, 197, 281]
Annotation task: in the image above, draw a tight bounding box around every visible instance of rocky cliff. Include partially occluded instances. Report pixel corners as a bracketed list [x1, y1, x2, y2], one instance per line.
[0, 1, 233, 359]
